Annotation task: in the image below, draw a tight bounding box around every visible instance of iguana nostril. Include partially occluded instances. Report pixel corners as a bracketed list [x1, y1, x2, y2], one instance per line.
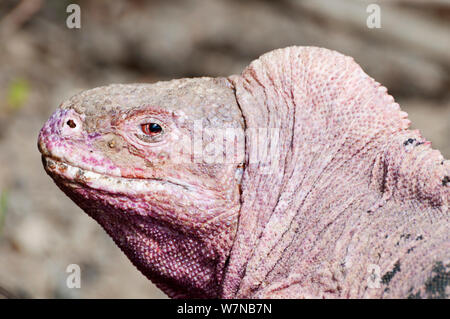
[67, 119, 76, 128]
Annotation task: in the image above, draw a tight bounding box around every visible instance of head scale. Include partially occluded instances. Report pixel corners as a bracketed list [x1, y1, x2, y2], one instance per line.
[38, 77, 245, 298]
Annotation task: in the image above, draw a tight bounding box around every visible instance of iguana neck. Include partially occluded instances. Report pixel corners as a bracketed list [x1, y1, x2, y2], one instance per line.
[55, 171, 241, 298]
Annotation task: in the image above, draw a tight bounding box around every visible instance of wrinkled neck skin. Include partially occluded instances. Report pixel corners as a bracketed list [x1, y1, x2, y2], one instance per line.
[222, 47, 449, 298]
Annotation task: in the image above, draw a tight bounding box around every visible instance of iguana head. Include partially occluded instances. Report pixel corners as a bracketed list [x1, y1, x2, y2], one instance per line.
[38, 78, 245, 298]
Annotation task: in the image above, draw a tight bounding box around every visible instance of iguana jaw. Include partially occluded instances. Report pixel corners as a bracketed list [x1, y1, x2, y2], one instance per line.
[42, 156, 192, 195]
[40, 154, 240, 298]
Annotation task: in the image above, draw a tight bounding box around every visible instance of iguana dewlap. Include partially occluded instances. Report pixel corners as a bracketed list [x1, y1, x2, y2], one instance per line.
[38, 46, 449, 299]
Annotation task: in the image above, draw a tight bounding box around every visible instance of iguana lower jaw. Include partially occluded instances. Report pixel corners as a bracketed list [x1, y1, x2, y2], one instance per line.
[41, 156, 192, 194]
[42, 156, 240, 298]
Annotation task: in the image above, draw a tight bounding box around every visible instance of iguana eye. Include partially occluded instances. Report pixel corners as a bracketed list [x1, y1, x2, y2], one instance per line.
[141, 123, 163, 136]
[137, 122, 165, 143]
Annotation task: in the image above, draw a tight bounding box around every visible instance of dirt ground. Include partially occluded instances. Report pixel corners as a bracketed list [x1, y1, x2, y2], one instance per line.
[0, 0, 448, 298]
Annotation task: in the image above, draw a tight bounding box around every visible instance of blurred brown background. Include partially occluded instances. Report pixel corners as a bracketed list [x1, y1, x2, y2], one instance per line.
[0, 0, 449, 298]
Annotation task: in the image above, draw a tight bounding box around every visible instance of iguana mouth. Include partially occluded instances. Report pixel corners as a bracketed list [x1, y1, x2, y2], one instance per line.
[42, 156, 191, 193]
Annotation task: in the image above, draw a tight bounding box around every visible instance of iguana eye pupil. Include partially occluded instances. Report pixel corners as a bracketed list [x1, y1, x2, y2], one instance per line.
[141, 123, 163, 135]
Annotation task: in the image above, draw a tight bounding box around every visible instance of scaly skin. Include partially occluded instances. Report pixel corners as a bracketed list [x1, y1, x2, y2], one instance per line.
[38, 78, 245, 298]
[38, 47, 449, 298]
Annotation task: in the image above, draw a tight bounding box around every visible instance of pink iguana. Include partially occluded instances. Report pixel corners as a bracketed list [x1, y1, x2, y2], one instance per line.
[38, 46, 449, 298]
